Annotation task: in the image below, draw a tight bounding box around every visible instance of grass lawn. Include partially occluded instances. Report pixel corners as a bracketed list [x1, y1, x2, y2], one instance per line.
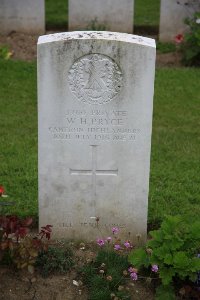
[45, 0, 160, 30]
[134, 0, 160, 27]
[46, 0, 68, 30]
[0, 60, 200, 224]
[0, 61, 37, 217]
[150, 68, 200, 224]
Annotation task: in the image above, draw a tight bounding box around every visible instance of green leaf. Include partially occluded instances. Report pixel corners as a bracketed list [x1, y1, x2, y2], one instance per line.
[128, 248, 149, 268]
[149, 230, 163, 242]
[189, 272, 199, 282]
[190, 221, 200, 239]
[190, 257, 200, 272]
[153, 245, 170, 260]
[159, 267, 175, 285]
[164, 254, 173, 265]
[155, 284, 175, 300]
[167, 237, 184, 250]
[173, 252, 190, 269]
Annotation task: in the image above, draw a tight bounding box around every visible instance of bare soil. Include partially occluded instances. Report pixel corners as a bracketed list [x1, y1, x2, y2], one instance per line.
[0, 267, 155, 300]
[0, 32, 182, 67]
[0, 242, 155, 300]
[0, 267, 88, 300]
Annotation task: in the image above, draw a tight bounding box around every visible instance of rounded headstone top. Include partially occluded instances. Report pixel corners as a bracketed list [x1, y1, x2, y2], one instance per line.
[38, 31, 156, 48]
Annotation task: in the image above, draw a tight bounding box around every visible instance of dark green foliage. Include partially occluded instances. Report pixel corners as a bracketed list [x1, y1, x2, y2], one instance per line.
[157, 42, 176, 54]
[82, 250, 130, 300]
[155, 285, 175, 300]
[36, 246, 74, 277]
[0, 250, 13, 266]
[181, 12, 200, 66]
[129, 215, 200, 299]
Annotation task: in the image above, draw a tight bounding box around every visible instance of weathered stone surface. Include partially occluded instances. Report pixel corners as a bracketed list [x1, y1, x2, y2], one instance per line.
[68, 0, 134, 33]
[0, 0, 45, 35]
[38, 31, 156, 243]
[159, 0, 200, 42]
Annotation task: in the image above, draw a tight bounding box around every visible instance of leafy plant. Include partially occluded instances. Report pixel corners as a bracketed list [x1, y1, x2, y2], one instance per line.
[80, 225, 137, 299]
[129, 215, 200, 299]
[0, 215, 33, 252]
[81, 249, 130, 300]
[155, 284, 175, 300]
[0, 214, 52, 273]
[12, 225, 52, 273]
[0, 45, 12, 60]
[179, 12, 200, 66]
[36, 246, 74, 277]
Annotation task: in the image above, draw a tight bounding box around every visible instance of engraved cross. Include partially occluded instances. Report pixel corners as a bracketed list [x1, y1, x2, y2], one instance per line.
[69, 145, 118, 203]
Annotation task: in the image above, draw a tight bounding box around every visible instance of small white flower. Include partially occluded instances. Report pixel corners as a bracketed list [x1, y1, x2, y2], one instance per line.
[196, 19, 200, 24]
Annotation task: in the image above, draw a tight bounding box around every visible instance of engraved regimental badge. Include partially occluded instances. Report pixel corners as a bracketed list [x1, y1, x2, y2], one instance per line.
[68, 54, 123, 105]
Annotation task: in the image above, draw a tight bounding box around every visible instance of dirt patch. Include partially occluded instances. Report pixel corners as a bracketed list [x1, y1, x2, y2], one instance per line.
[0, 32, 38, 61]
[0, 241, 155, 300]
[0, 267, 88, 300]
[156, 52, 182, 68]
[0, 32, 182, 67]
[0, 266, 155, 300]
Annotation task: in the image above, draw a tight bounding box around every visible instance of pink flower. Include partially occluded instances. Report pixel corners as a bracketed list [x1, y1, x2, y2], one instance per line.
[106, 237, 112, 243]
[151, 265, 159, 273]
[175, 34, 184, 44]
[97, 238, 105, 247]
[112, 227, 119, 234]
[124, 241, 131, 249]
[130, 272, 138, 281]
[128, 267, 138, 273]
[114, 244, 121, 250]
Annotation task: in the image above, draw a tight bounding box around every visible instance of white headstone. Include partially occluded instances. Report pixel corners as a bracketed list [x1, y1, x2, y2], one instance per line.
[38, 31, 156, 243]
[68, 0, 134, 33]
[0, 0, 45, 35]
[160, 0, 200, 42]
